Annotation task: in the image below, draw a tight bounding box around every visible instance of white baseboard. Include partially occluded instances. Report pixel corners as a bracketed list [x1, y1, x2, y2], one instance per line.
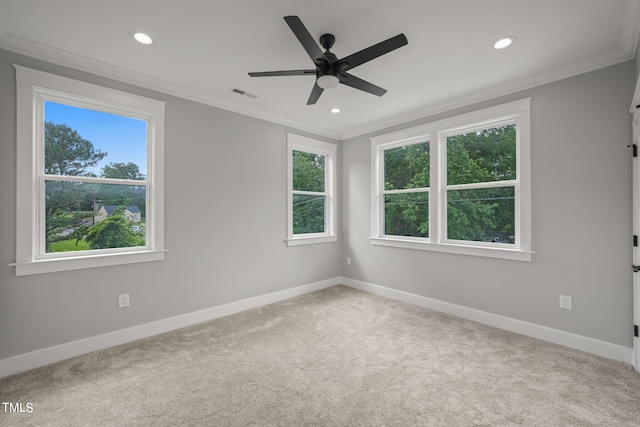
[341, 277, 633, 365]
[0, 277, 341, 378]
[2, 276, 632, 378]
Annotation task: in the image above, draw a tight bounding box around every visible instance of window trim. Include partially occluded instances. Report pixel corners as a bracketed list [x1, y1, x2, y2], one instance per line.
[12, 65, 166, 276]
[373, 134, 432, 242]
[286, 133, 337, 246]
[371, 98, 532, 261]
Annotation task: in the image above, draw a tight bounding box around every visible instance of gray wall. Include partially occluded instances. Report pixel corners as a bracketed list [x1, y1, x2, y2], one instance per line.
[0, 49, 341, 360]
[0, 46, 635, 362]
[341, 61, 635, 348]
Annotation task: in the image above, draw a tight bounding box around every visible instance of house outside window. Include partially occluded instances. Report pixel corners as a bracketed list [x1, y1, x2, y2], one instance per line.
[371, 98, 531, 261]
[13, 66, 166, 275]
[286, 133, 337, 246]
[95, 205, 142, 224]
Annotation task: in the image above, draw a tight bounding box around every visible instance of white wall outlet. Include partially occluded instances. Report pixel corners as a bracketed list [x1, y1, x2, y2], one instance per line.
[118, 293, 130, 309]
[559, 295, 572, 310]
[346, 257, 352, 266]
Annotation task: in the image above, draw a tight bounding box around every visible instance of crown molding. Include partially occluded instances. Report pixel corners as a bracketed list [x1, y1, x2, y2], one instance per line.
[0, 34, 342, 141]
[347, 0, 638, 140]
[2, 1, 638, 144]
[342, 47, 635, 140]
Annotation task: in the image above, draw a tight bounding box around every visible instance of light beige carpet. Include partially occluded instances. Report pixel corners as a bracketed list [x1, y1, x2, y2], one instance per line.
[1, 285, 639, 426]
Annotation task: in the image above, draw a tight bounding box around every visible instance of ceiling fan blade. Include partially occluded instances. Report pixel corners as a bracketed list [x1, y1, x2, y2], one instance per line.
[338, 34, 408, 71]
[340, 73, 387, 97]
[284, 16, 328, 67]
[307, 82, 324, 105]
[249, 69, 316, 77]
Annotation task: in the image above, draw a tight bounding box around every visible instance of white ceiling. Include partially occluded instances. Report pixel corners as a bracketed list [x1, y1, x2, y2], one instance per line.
[1, 0, 639, 140]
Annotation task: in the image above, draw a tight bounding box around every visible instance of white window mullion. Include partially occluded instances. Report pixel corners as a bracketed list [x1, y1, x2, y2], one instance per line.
[383, 187, 429, 195]
[292, 190, 326, 197]
[325, 150, 336, 236]
[374, 146, 385, 238]
[430, 129, 441, 244]
[445, 179, 517, 191]
[37, 175, 46, 258]
[41, 174, 150, 186]
[514, 184, 521, 248]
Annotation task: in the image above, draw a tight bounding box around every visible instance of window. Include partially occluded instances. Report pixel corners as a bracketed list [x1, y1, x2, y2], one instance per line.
[287, 133, 337, 246]
[13, 65, 166, 275]
[371, 99, 531, 261]
[382, 141, 430, 239]
[444, 123, 516, 245]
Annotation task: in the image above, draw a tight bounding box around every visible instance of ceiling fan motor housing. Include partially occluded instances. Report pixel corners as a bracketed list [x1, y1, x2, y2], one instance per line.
[320, 33, 335, 51]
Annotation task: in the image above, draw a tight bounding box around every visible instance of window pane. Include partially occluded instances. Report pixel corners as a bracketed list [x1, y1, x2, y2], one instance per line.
[293, 150, 325, 192]
[384, 192, 429, 238]
[45, 180, 146, 253]
[447, 187, 515, 244]
[384, 142, 430, 190]
[293, 194, 325, 234]
[44, 101, 147, 180]
[447, 125, 516, 185]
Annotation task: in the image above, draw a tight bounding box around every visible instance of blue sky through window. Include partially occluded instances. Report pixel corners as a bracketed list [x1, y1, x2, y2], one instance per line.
[44, 101, 147, 177]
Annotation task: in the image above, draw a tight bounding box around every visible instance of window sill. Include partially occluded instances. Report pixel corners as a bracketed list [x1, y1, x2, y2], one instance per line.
[370, 237, 532, 261]
[11, 250, 166, 276]
[286, 235, 338, 246]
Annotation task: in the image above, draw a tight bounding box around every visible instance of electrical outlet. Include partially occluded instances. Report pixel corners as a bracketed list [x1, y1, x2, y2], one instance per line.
[118, 293, 130, 309]
[346, 257, 352, 266]
[559, 295, 572, 310]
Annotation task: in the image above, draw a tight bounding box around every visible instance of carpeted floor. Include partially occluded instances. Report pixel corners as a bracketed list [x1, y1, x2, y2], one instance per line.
[1, 285, 639, 426]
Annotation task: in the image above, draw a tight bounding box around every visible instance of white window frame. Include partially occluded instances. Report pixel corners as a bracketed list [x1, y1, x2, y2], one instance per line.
[12, 65, 166, 276]
[286, 133, 337, 246]
[371, 98, 532, 261]
[373, 134, 432, 243]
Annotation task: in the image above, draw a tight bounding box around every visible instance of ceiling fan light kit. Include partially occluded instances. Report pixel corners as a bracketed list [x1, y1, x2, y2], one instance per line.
[317, 74, 339, 89]
[248, 16, 408, 105]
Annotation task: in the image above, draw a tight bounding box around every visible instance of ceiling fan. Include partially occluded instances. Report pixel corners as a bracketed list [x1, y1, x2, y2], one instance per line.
[248, 16, 408, 105]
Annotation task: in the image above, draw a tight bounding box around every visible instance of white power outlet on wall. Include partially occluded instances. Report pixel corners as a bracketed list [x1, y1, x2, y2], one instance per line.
[559, 295, 572, 310]
[118, 293, 130, 309]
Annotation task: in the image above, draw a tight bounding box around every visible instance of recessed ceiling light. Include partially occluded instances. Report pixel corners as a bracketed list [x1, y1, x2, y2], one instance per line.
[493, 36, 516, 50]
[131, 31, 153, 45]
[330, 107, 341, 114]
